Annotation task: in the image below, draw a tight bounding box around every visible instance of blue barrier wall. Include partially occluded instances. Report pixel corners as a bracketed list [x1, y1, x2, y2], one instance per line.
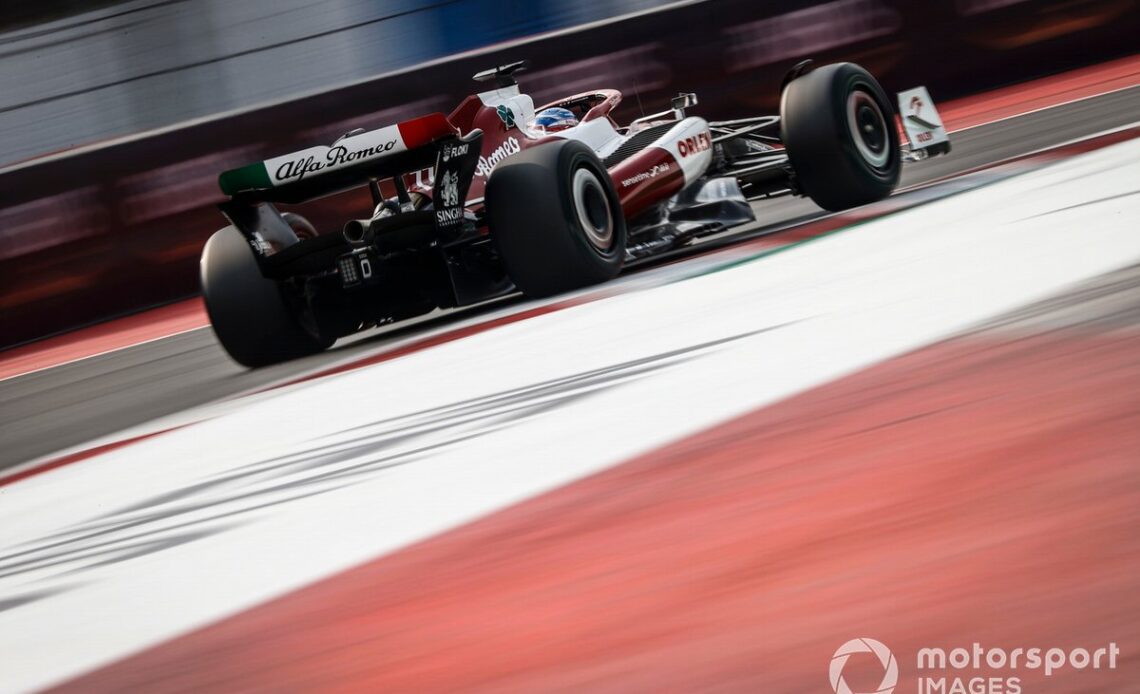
[0, 0, 676, 165]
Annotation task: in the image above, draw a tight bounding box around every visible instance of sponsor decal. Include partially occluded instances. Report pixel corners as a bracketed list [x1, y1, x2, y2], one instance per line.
[273, 139, 398, 183]
[435, 207, 464, 225]
[247, 234, 273, 256]
[475, 136, 521, 178]
[496, 104, 516, 129]
[439, 170, 460, 207]
[414, 167, 435, 189]
[905, 95, 939, 140]
[909, 96, 935, 143]
[441, 142, 469, 162]
[897, 86, 948, 149]
[435, 169, 462, 226]
[677, 131, 712, 157]
[620, 161, 671, 188]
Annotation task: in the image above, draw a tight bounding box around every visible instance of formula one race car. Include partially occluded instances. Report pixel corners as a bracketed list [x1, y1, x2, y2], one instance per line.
[204, 60, 949, 366]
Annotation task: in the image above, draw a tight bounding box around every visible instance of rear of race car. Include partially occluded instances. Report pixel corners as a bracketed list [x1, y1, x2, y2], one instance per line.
[204, 114, 506, 367]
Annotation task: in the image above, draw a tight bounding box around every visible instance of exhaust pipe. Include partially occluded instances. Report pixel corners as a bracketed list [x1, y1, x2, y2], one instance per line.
[343, 219, 371, 244]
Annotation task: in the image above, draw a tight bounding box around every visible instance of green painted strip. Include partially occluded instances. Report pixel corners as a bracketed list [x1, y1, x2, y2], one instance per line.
[687, 218, 876, 279]
[219, 162, 272, 196]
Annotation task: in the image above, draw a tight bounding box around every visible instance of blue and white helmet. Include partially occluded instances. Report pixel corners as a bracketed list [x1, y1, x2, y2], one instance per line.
[531, 107, 578, 133]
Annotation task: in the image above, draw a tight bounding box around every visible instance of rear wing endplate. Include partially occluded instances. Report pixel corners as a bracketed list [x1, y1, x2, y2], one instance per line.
[897, 86, 950, 157]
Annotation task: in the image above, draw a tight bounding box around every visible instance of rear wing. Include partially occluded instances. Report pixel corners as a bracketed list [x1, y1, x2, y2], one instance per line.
[217, 113, 485, 267]
[218, 113, 458, 204]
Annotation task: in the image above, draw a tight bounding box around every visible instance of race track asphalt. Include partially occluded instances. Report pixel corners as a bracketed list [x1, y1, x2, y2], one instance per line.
[2, 85, 1138, 471]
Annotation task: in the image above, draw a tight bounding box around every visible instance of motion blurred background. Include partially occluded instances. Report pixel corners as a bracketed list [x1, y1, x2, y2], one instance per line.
[1, 4, 1139, 691]
[1, 0, 1138, 348]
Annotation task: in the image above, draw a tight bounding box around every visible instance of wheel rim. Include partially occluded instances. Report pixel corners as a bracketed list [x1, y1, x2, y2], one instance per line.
[571, 168, 614, 252]
[846, 90, 890, 170]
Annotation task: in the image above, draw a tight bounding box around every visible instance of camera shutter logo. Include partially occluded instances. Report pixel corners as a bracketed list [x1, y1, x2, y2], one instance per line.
[830, 638, 898, 694]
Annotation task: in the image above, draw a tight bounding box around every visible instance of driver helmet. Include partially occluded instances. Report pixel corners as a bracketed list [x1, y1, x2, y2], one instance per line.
[531, 107, 578, 133]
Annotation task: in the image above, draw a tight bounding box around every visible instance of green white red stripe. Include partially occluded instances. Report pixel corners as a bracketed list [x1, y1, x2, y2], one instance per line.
[218, 113, 455, 195]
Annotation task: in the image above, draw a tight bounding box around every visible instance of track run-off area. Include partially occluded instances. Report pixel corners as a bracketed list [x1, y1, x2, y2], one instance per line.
[0, 59, 1138, 692]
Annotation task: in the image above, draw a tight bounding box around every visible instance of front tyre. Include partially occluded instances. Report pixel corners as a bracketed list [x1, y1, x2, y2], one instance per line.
[780, 62, 900, 212]
[486, 140, 627, 298]
[200, 227, 331, 367]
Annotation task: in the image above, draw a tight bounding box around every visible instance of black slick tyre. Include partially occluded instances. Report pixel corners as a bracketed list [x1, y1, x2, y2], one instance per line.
[200, 226, 331, 367]
[485, 140, 627, 297]
[780, 62, 901, 212]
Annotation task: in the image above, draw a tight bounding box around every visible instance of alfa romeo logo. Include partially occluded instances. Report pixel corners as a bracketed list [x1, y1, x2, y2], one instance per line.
[496, 104, 516, 129]
[830, 638, 898, 694]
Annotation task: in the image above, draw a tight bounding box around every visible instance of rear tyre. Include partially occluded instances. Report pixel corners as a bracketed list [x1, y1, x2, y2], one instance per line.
[486, 140, 627, 298]
[780, 62, 900, 212]
[200, 227, 332, 367]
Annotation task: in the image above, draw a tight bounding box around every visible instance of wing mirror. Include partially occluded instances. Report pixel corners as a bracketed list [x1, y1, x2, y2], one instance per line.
[671, 93, 698, 118]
